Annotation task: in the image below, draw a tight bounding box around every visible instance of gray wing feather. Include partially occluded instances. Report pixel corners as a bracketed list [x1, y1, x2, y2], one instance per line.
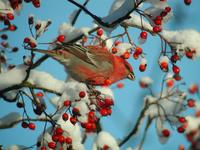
[62, 44, 98, 67]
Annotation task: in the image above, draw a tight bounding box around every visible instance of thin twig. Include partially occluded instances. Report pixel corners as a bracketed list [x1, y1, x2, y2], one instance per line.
[119, 100, 149, 147]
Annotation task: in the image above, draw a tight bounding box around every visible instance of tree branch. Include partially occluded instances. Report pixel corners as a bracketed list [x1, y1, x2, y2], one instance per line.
[0, 117, 50, 129]
[119, 101, 149, 147]
[71, 0, 90, 26]
[68, 0, 145, 28]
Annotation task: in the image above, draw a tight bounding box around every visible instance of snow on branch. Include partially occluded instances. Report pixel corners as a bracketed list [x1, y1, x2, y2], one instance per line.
[67, 0, 144, 29]
[93, 131, 119, 150]
[162, 29, 200, 58]
[58, 23, 91, 43]
[122, 13, 153, 31]
[0, 65, 67, 99]
[0, 112, 22, 129]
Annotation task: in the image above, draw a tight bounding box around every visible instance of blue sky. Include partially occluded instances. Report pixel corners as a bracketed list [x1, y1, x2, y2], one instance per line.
[0, 0, 200, 150]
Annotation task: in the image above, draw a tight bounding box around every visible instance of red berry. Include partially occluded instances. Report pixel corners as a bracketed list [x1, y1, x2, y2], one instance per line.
[1, 41, 8, 48]
[24, 37, 30, 43]
[7, 13, 14, 20]
[155, 15, 162, 20]
[140, 31, 148, 39]
[103, 145, 109, 150]
[116, 82, 124, 88]
[160, 11, 167, 17]
[104, 99, 114, 106]
[65, 137, 72, 144]
[172, 65, 180, 74]
[111, 47, 117, 54]
[133, 52, 139, 59]
[88, 111, 95, 118]
[40, 147, 47, 150]
[36, 92, 44, 97]
[154, 19, 162, 25]
[123, 51, 130, 59]
[55, 127, 63, 135]
[32, 0, 40, 8]
[100, 109, 108, 116]
[91, 123, 96, 131]
[184, 0, 191, 5]
[166, 80, 174, 87]
[185, 50, 193, 59]
[135, 47, 142, 55]
[29, 42, 36, 48]
[9, 25, 17, 31]
[153, 26, 161, 33]
[139, 64, 147, 72]
[162, 129, 170, 137]
[187, 99, 195, 107]
[52, 134, 59, 142]
[178, 144, 185, 150]
[107, 108, 112, 115]
[72, 107, 80, 116]
[21, 122, 28, 128]
[79, 91, 86, 98]
[12, 47, 19, 52]
[48, 142, 56, 149]
[85, 122, 92, 130]
[0, 14, 5, 21]
[88, 111, 97, 123]
[177, 126, 185, 133]
[140, 82, 148, 88]
[64, 100, 71, 107]
[28, 16, 34, 25]
[97, 28, 103, 36]
[57, 35, 65, 43]
[35, 24, 41, 30]
[1, 34, 8, 40]
[165, 7, 171, 13]
[28, 122, 36, 130]
[171, 54, 179, 62]
[173, 74, 182, 81]
[58, 135, 65, 143]
[104, 79, 112, 86]
[160, 62, 168, 71]
[70, 117, 77, 125]
[178, 117, 186, 123]
[189, 84, 198, 94]
[196, 111, 200, 117]
[16, 101, 24, 108]
[114, 41, 121, 46]
[62, 113, 69, 121]
[154, 16, 163, 25]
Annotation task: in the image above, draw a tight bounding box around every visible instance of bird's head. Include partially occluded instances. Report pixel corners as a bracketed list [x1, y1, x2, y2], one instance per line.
[123, 60, 135, 81]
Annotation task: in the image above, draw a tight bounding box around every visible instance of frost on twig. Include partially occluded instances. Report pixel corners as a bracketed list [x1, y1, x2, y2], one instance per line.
[162, 30, 200, 58]
[58, 23, 91, 43]
[6, 145, 27, 150]
[92, 131, 119, 150]
[37, 115, 85, 150]
[0, 112, 22, 129]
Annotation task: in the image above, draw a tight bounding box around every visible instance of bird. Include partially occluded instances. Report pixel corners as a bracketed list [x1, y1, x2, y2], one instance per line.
[29, 44, 135, 86]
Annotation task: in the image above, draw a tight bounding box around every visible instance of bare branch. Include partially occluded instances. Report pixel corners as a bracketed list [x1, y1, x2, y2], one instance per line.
[119, 101, 149, 147]
[68, 0, 145, 28]
[0, 117, 50, 129]
[71, 0, 90, 26]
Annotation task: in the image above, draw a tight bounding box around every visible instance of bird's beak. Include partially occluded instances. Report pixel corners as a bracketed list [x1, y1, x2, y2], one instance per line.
[127, 72, 135, 80]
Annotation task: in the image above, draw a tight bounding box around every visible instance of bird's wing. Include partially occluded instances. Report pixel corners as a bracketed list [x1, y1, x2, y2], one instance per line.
[62, 44, 113, 68]
[61, 44, 99, 67]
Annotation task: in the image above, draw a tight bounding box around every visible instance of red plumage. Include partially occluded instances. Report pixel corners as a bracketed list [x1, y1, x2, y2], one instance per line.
[31, 44, 135, 85]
